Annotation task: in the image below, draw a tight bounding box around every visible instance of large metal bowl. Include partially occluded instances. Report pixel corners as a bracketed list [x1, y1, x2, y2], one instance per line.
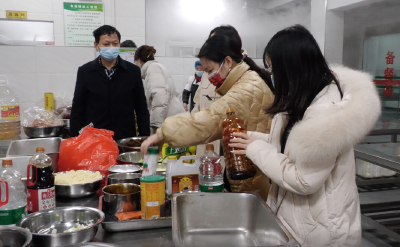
[108, 164, 141, 174]
[116, 136, 148, 153]
[117, 151, 144, 165]
[0, 225, 32, 247]
[23, 125, 65, 138]
[17, 206, 104, 247]
[55, 171, 104, 198]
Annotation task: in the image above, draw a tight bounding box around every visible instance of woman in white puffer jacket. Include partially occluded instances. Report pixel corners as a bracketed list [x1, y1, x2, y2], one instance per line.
[134, 46, 185, 133]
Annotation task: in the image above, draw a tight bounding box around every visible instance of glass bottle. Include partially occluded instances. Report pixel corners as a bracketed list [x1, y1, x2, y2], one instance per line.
[222, 108, 257, 180]
[27, 147, 55, 213]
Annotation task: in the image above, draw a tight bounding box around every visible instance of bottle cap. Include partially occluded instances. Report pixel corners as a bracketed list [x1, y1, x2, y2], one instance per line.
[148, 147, 158, 155]
[36, 147, 45, 152]
[206, 144, 214, 151]
[168, 155, 177, 160]
[2, 159, 12, 167]
[226, 108, 235, 114]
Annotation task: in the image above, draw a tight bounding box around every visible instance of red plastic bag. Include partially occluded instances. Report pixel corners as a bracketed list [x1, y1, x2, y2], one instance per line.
[58, 126, 118, 176]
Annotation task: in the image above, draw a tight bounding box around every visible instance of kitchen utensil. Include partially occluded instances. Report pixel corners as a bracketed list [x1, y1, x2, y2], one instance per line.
[55, 171, 104, 198]
[0, 225, 32, 247]
[102, 183, 140, 215]
[23, 126, 65, 138]
[117, 151, 144, 165]
[108, 164, 141, 174]
[116, 137, 148, 153]
[107, 173, 141, 185]
[102, 213, 172, 232]
[172, 192, 300, 247]
[17, 206, 104, 247]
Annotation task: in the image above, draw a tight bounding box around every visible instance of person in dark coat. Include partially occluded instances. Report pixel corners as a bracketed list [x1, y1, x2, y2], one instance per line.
[70, 25, 150, 140]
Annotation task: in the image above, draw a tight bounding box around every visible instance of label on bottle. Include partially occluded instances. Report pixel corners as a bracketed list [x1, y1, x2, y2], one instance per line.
[199, 184, 224, 193]
[171, 174, 199, 193]
[0, 205, 26, 225]
[27, 187, 55, 213]
[0, 105, 20, 120]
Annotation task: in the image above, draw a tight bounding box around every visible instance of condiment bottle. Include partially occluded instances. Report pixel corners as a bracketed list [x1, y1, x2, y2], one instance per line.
[27, 147, 55, 213]
[222, 108, 257, 180]
[0, 159, 27, 225]
[142, 147, 159, 176]
[199, 144, 223, 192]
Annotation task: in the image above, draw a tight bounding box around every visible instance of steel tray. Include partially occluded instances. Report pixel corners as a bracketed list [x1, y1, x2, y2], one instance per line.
[172, 192, 300, 247]
[101, 197, 172, 232]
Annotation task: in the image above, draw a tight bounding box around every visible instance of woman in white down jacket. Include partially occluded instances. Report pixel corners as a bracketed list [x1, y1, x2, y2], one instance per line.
[134, 46, 185, 133]
[230, 25, 381, 246]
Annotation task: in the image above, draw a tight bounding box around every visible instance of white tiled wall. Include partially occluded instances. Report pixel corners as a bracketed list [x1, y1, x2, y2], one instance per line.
[0, 45, 94, 121]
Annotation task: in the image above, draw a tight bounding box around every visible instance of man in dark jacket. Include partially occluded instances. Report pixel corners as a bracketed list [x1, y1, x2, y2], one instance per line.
[70, 25, 150, 140]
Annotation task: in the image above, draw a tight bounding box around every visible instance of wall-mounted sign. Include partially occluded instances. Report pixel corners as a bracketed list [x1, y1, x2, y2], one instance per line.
[63, 2, 104, 46]
[6, 11, 27, 19]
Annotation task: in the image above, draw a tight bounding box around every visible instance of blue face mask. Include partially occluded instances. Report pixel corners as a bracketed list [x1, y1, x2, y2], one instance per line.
[195, 71, 204, 77]
[100, 47, 120, 61]
[271, 75, 275, 88]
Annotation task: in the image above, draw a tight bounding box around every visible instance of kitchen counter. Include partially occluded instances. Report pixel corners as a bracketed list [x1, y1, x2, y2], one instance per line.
[56, 193, 174, 247]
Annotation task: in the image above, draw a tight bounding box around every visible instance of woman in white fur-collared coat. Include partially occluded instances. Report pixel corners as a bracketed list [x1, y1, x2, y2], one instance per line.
[230, 25, 381, 247]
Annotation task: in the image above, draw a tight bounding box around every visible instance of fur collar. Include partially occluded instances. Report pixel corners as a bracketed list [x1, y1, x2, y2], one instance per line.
[285, 65, 381, 163]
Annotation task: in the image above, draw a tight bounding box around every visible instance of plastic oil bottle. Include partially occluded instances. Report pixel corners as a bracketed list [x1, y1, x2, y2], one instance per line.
[199, 144, 223, 192]
[0, 159, 27, 225]
[0, 76, 21, 140]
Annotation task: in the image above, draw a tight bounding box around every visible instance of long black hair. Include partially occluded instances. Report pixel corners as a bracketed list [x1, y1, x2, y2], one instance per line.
[264, 25, 342, 123]
[198, 33, 272, 89]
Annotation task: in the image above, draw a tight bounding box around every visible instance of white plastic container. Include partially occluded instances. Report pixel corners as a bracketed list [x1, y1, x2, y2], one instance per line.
[166, 155, 200, 195]
[0, 76, 21, 140]
[356, 159, 397, 178]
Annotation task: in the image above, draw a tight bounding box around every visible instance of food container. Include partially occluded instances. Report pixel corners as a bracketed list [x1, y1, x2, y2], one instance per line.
[102, 183, 141, 215]
[17, 206, 104, 247]
[140, 175, 165, 219]
[23, 126, 65, 138]
[108, 164, 141, 174]
[116, 137, 148, 153]
[55, 171, 104, 198]
[107, 173, 141, 185]
[0, 225, 32, 247]
[117, 151, 144, 165]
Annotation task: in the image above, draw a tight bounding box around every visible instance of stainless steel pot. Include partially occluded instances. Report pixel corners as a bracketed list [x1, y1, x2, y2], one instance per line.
[23, 126, 65, 138]
[0, 225, 32, 247]
[108, 164, 141, 174]
[55, 171, 104, 198]
[107, 173, 141, 185]
[102, 183, 141, 215]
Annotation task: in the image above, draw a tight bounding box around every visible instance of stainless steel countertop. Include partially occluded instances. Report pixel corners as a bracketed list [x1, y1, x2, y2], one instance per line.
[354, 143, 400, 172]
[55, 193, 174, 247]
[370, 119, 400, 135]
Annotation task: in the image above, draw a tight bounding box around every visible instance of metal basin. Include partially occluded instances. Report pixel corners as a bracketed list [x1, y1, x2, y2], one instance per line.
[108, 164, 141, 174]
[6, 137, 61, 172]
[117, 151, 144, 165]
[116, 137, 148, 153]
[172, 193, 300, 247]
[102, 183, 141, 215]
[55, 171, 104, 198]
[107, 172, 141, 185]
[23, 126, 65, 138]
[0, 225, 32, 247]
[17, 206, 104, 247]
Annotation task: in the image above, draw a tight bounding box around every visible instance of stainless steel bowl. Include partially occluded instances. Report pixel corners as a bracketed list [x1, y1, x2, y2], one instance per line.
[23, 125, 65, 138]
[55, 171, 104, 198]
[102, 183, 141, 215]
[117, 151, 144, 165]
[116, 136, 148, 153]
[108, 164, 141, 174]
[17, 206, 104, 247]
[107, 172, 141, 185]
[0, 225, 32, 247]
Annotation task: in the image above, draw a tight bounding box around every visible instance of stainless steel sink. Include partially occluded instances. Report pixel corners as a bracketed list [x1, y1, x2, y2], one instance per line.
[172, 192, 300, 247]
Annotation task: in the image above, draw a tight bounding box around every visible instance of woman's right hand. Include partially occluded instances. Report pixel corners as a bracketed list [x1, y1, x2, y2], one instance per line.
[141, 134, 161, 153]
[183, 103, 188, 111]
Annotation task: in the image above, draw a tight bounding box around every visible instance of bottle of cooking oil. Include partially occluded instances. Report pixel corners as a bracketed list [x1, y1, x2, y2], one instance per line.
[0, 76, 21, 140]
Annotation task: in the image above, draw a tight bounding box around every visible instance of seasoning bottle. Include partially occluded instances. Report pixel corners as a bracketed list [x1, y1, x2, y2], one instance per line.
[27, 147, 55, 213]
[0, 159, 27, 225]
[222, 108, 257, 180]
[142, 147, 159, 176]
[199, 144, 223, 192]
